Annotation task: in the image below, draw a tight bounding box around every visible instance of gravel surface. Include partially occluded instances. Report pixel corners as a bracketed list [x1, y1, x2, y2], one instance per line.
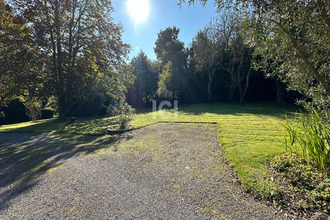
[0, 123, 287, 219]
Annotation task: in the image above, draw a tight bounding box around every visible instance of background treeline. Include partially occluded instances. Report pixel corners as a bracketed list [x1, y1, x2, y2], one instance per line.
[126, 13, 299, 109]
[0, 0, 135, 124]
[4, 0, 328, 125]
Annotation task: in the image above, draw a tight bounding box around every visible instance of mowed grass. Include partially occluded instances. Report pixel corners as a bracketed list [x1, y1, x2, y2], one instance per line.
[0, 103, 299, 198]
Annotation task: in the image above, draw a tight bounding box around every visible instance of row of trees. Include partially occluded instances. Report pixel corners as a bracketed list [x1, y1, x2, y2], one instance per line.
[2, 0, 328, 122]
[1, 0, 135, 119]
[128, 0, 329, 117]
[181, 0, 329, 115]
[127, 14, 292, 109]
[192, 13, 253, 104]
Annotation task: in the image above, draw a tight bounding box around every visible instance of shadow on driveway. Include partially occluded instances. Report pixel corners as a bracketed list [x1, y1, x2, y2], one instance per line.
[0, 132, 131, 211]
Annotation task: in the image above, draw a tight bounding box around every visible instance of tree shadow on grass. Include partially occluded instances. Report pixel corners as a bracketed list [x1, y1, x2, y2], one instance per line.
[178, 102, 301, 119]
[1, 116, 118, 135]
[0, 132, 133, 211]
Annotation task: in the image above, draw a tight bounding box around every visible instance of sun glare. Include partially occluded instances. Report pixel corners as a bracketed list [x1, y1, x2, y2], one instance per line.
[127, 0, 150, 23]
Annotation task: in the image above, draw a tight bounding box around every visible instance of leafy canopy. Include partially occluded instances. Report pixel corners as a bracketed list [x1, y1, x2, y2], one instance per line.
[4, 0, 134, 117]
[181, 0, 330, 113]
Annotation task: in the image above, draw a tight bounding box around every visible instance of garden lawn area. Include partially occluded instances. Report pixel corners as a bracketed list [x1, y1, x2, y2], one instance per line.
[0, 103, 299, 199]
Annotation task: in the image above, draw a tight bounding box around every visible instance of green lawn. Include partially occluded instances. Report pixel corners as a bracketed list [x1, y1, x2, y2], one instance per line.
[0, 103, 300, 199]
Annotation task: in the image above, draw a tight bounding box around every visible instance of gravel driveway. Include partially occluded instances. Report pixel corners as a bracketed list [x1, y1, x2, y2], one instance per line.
[0, 123, 287, 219]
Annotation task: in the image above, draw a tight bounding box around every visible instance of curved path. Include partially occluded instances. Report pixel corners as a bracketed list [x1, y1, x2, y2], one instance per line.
[0, 123, 287, 219]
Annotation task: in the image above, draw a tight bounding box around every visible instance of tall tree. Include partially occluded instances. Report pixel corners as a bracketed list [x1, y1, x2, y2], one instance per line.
[0, 1, 41, 106]
[154, 27, 188, 100]
[216, 13, 253, 104]
[191, 30, 219, 103]
[154, 26, 187, 69]
[181, 0, 330, 113]
[9, 0, 132, 117]
[192, 13, 253, 104]
[157, 61, 179, 97]
[128, 51, 158, 108]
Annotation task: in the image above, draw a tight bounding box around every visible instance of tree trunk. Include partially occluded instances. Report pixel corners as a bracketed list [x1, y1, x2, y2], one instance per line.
[228, 74, 235, 102]
[207, 70, 214, 104]
[271, 19, 330, 96]
[239, 67, 252, 105]
[58, 95, 68, 119]
[238, 83, 243, 105]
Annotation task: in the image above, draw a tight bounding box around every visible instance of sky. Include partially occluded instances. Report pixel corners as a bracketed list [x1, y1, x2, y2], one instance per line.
[111, 0, 218, 61]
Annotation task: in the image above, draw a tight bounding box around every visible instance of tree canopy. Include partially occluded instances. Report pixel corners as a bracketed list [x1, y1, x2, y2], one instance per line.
[154, 27, 188, 100]
[181, 0, 330, 114]
[154, 26, 187, 69]
[0, 1, 41, 105]
[191, 12, 253, 104]
[2, 0, 320, 123]
[127, 51, 158, 108]
[2, 0, 134, 118]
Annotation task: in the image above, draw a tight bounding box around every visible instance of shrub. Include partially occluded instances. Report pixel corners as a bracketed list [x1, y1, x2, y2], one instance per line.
[107, 96, 135, 129]
[271, 153, 329, 215]
[41, 109, 55, 119]
[283, 110, 330, 174]
[24, 98, 42, 121]
[0, 99, 29, 124]
[67, 95, 106, 117]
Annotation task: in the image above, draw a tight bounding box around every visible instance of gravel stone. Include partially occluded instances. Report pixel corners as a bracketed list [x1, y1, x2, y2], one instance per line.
[0, 123, 288, 219]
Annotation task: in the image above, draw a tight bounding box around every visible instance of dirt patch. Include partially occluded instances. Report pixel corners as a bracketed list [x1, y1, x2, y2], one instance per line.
[0, 123, 287, 219]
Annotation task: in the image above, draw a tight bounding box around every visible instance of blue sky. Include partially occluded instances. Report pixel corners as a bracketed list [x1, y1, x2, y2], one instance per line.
[112, 0, 218, 61]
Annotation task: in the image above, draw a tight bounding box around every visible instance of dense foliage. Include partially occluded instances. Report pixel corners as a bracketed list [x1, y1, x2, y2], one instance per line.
[181, 0, 330, 115]
[271, 153, 329, 217]
[1, 0, 313, 124]
[126, 51, 158, 108]
[1, 0, 134, 119]
[108, 96, 135, 129]
[0, 1, 41, 105]
[129, 23, 286, 108]
[191, 13, 253, 104]
[283, 111, 330, 173]
[154, 27, 188, 100]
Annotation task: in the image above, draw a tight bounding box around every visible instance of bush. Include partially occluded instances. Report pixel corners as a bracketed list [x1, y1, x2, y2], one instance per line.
[271, 153, 329, 216]
[0, 99, 29, 125]
[283, 110, 330, 174]
[107, 96, 135, 129]
[41, 109, 55, 119]
[67, 96, 106, 117]
[24, 98, 42, 121]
